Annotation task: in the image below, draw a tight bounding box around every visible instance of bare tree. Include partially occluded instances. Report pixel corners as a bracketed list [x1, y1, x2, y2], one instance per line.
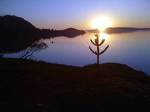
[21, 42, 48, 59]
[89, 34, 109, 65]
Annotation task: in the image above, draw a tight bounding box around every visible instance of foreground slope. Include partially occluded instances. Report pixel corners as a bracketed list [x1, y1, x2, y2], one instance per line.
[0, 58, 150, 112]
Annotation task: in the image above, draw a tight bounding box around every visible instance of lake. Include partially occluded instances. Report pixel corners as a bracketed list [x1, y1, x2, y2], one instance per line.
[5, 31, 150, 75]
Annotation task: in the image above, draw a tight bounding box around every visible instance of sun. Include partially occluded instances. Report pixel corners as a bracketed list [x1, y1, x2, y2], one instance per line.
[91, 16, 112, 31]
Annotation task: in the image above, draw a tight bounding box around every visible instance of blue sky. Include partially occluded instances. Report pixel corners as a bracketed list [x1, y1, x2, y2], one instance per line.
[0, 0, 150, 29]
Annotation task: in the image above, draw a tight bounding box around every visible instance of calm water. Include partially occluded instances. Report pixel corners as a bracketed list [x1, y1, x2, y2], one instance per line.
[5, 31, 150, 74]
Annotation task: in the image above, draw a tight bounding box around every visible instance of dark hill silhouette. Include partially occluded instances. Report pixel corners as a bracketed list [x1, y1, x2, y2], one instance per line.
[0, 15, 85, 53]
[0, 15, 40, 53]
[0, 58, 150, 112]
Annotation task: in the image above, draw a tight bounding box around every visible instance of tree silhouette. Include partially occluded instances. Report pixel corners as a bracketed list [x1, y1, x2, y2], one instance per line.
[21, 42, 47, 59]
[89, 34, 109, 65]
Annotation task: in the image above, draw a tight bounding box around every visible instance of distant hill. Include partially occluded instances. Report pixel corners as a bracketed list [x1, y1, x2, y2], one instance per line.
[86, 29, 99, 33]
[40, 28, 85, 38]
[106, 27, 150, 33]
[0, 58, 150, 111]
[63, 28, 85, 37]
[87, 27, 150, 34]
[0, 15, 85, 53]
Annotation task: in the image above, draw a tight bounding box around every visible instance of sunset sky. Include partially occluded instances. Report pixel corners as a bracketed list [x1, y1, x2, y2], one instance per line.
[0, 0, 150, 29]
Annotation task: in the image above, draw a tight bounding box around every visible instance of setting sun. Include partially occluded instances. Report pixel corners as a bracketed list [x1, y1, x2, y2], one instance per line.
[91, 16, 112, 31]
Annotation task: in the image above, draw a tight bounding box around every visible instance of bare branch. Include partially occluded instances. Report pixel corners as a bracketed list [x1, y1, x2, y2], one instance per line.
[98, 39, 105, 46]
[99, 45, 109, 55]
[89, 46, 97, 55]
[90, 39, 97, 46]
[21, 42, 48, 59]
